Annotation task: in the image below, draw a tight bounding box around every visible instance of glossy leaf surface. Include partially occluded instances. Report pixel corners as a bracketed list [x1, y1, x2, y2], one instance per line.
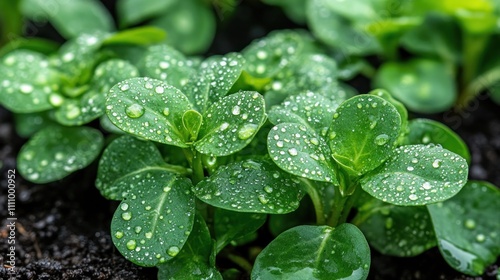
[251, 224, 370, 280]
[214, 208, 267, 251]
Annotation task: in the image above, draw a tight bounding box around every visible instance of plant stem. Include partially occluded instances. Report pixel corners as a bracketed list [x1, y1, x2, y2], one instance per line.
[225, 252, 253, 273]
[299, 178, 326, 225]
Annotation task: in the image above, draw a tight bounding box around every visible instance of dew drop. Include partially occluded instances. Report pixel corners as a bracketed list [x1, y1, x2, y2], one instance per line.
[288, 148, 298, 156]
[422, 182, 432, 190]
[329, 131, 336, 140]
[121, 203, 129, 211]
[264, 186, 274, 193]
[258, 194, 269, 204]
[232, 105, 241, 115]
[115, 231, 124, 239]
[120, 84, 130, 91]
[122, 212, 132, 221]
[145, 232, 153, 239]
[432, 159, 442, 168]
[49, 93, 64, 107]
[374, 134, 390, 146]
[163, 108, 170, 116]
[409, 194, 418, 201]
[155, 86, 164, 94]
[238, 124, 258, 140]
[167, 246, 180, 257]
[66, 106, 81, 119]
[125, 104, 145, 118]
[464, 219, 476, 229]
[134, 226, 142, 234]
[476, 234, 485, 243]
[126, 240, 137, 250]
[163, 186, 172, 192]
[219, 122, 230, 131]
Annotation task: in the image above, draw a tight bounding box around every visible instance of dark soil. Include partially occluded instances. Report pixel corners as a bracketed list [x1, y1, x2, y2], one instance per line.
[1, 1, 500, 279]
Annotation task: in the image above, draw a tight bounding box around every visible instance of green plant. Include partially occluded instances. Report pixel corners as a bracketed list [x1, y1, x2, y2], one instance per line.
[264, 0, 500, 113]
[91, 31, 499, 279]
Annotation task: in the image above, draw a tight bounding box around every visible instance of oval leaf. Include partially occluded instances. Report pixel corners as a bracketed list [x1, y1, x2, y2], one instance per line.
[106, 77, 193, 147]
[329, 95, 401, 175]
[195, 91, 266, 156]
[117, 0, 176, 27]
[251, 224, 370, 280]
[193, 159, 304, 214]
[427, 181, 500, 276]
[17, 126, 103, 183]
[0, 50, 59, 113]
[111, 172, 195, 267]
[361, 144, 468, 206]
[268, 123, 338, 183]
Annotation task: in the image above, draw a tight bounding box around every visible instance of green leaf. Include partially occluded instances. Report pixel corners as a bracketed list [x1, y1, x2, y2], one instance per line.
[138, 44, 196, 89]
[185, 53, 245, 113]
[427, 181, 500, 276]
[102, 26, 166, 46]
[361, 144, 468, 206]
[251, 224, 370, 279]
[306, 0, 379, 56]
[96, 136, 170, 200]
[262, 0, 307, 23]
[182, 110, 203, 142]
[0, 50, 60, 113]
[356, 196, 436, 257]
[374, 59, 456, 113]
[401, 13, 461, 62]
[329, 95, 401, 175]
[268, 91, 340, 134]
[17, 126, 103, 183]
[150, 0, 216, 54]
[157, 214, 222, 280]
[242, 30, 303, 78]
[369, 89, 409, 143]
[193, 159, 304, 214]
[14, 111, 55, 138]
[106, 77, 193, 147]
[20, 0, 114, 38]
[214, 208, 266, 252]
[404, 119, 471, 164]
[111, 172, 195, 267]
[0, 37, 59, 57]
[267, 123, 338, 184]
[195, 91, 266, 156]
[117, 0, 176, 27]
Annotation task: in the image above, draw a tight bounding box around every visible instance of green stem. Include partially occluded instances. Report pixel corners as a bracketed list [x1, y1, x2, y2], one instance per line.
[300, 178, 326, 225]
[225, 252, 253, 273]
[191, 151, 205, 185]
[0, 0, 22, 46]
[327, 186, 348, 227]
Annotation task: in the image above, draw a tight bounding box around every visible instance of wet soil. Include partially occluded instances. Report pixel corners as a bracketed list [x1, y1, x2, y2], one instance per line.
[1, 1, 500, 279]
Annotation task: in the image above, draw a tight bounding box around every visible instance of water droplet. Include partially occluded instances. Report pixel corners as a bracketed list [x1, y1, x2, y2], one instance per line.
[464, 219, 476, 229]
[476, 234, 485, 243]
[238, 124, 258, 140]
[219, 122, 230, 131]
[264, 186, 274, 193]
[258, 194, 268, 204]
[163, 186, 172, 192]
[115, 231, 124, 239]
[396, 185, 404, 192]
[256, 50, 268, 59]
[145, 232, 153, 239]
[422, 182, 432, 190]
[126, 104, 145, 118]
[155, 86, 164, 94]
[409, 194, 418, 201]
[66, 106, 81, 119]
[432, 159, 442, 168]
[134, 226, 142, 234]
[310, 138, 319, 145]
[163, 108, 170, 116]
[121, 203, 129, 211]
[422, 135, 431, 144]
[120, 84, 130, 91]
[407, 166, 414, 171]
[122, 212, 132, 221]
[374, 134, 390, 146]
[288, 148, 298, 156]
[126, 240, 137, 250]
[232, 105, 241, 115]
[167, 246, 180, 257]
[49, 93, 64, 107]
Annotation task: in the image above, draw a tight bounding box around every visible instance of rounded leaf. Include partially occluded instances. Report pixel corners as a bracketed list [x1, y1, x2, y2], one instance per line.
[106, 77, 193, 147]
[17, 126, 103, 183]
[251, 224, 370, 280]
[214, 208, 267, 251]
[329, 95, 401, 175]
[111, 172, 195, 267]
[193, 159, 304, 214]
[195, 91, 266, 156]
[427, 181, 500, 276]
[268, 123, 338, 183]
[361, 144, 468, 206]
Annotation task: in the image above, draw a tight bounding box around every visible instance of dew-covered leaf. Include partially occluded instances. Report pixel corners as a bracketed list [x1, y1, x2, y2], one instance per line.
[329, 95, 401, 175]
[150, 0, 215, 54]
[106, 77, 193, 147]
[138, 44, 196, 89]
[251, 224, 370, 280]
[268, 91, 339, 134]
[157, 214, 222, 280]
[306, 0, 379, 56]
[404, 118, 471, 164]
[0, 50, 60, 113]
[117, 0, 176, 27]
[102, 26, 166, 46]
[193, 159, 304, 214]
[427, 181, 500, 276]
[17, 126, 103, 183]
[268, 123, 338, 184]
[111, 172, 195, 267]
[356, 196, 436, 257]
[0, 37, 59, 57]
[184, 53, 245, 113]
[242, 30, 303, 78]
[21, 0, 114, 39]
[361, 144, 468, 206]
[96, 136, 173, 200]
[374, 59, 456, 113]
[214, 208, 266, 252]
[369, 89, 408, 140]
[195, 91, 266, 156]
[182, 110, 203, 142]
